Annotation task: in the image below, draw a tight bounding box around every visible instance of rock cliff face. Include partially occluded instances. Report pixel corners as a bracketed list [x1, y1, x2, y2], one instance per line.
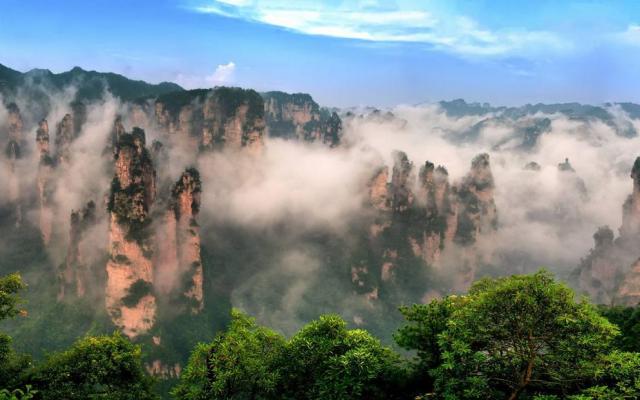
[575, 227, 620, 304]
[55, 113, 74, 165]
[448, 153, 498, 289]
[415, 162, 452, 265]
[5, 103, 23, 226]
[106, 127, 157, 337]
[576, 157, 640, 305]
[60, 201, 97, 299]
[51, 103, 86, 164]
[557, 158, 589, 201]
[390, 151, 415, 213]
[155, 168, 204, 312]
[362, 151, 499, 299]
[110, 115, 126, 153]
[617, 159, 640, 304]
[262, 91, 341, 146]
[154, 87, 265, 154]
[453, 153, 498, 245]
[35, 119, 54, 244]
[621, 158, 640, 237]
[104, 123, 206, 336]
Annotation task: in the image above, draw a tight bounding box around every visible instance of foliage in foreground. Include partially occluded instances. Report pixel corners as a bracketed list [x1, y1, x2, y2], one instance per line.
[175, 270, 640, 400]
[173, 310, 407, 400]
[3, 270, 640, 400]
[396, 271, 638, 400]
[0, 274, 156, 399]
[22, 333, 157, 400]
[0, 274, 31, 392]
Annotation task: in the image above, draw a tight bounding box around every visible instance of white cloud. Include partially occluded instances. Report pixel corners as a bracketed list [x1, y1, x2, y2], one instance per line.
[616, 24, 640, 46]
[206, 61, 236, 85]
[175, 62, 237, 89]
[191, 1, 570, 58]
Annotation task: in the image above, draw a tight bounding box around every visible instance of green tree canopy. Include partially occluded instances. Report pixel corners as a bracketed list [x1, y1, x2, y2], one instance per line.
[174, 311, 407, 400]
[598, 305, 640, 353]
[395, 294, 468, 392]
[0, 273, 25, 321]
[23, 333, 157, 400]
[0, 273, 30, 390]
[280, 314, 405, 400]
[397, 271, 620, 400]
[172, 309, 286, 400]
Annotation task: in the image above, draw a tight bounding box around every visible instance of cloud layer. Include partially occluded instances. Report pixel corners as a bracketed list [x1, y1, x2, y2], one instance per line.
[191, 1, 569, 58]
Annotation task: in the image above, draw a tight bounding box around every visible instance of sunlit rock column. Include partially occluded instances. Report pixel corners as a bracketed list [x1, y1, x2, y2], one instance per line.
[105, 127, 157, 338]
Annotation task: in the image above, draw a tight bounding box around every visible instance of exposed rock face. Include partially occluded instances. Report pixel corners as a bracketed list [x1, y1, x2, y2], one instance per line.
[106, 127, 157, 337]
[448, 153, 498, 289]
[524, 161, 541, 171]
[55, 114, 74, 165]
[454, 153, 498, 245]
[111, 115, 125, 153]
[576, 227, 620, 305]
[7, 102, 23, 142]
[615, 159, 640, 304]
[262, 91, 342, 146]
[368, 166, 389, 211]
[621, 158, 640, 237]
[576, 157, 640, 305]
[390, 151, 414, 213]
[145, 360, 182, 379]
[129, 104, 150, 128]
[619, 259, 640, 305]
[36, 119, 54, 244]
[366, 166, 391, 238]
[54, 103, 87, 165]
[155, 168, 204, 312]
[154, 87, 265, 154]
[415, 162, 452, 265]
[60, 201, 97, 299]
[36, 119, 49, 155]
[361, 152, 499, 300]
[557, 157, 589, 201]
[5, 103, 23, 227]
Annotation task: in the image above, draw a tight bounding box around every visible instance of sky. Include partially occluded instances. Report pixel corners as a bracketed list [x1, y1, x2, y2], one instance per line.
[2, 0, 640, 107]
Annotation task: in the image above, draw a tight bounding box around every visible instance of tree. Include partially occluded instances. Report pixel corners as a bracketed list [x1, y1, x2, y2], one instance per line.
[394, 295, 468, 394]
[531, 351, 640, 400]
[0, 273, 30, 390]
[0, 273, 25, 321]
[432, 271, 618, 400]
[172, 309, 286, 400]
[174, 311, 408, 400]
[23, 333, 157, 400]
[280, 314, 405, 400]
[598, 305, 640, 353]
[574, 351, 640, 399]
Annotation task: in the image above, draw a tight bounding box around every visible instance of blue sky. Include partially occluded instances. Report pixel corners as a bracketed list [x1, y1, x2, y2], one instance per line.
[1, 0, 640, 107]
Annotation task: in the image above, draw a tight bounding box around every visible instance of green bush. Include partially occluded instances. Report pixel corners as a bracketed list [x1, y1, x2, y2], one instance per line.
[23, 333, 157, 400]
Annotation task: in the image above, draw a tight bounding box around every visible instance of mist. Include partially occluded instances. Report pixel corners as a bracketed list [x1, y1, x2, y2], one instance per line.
[3, 86, 640, 336]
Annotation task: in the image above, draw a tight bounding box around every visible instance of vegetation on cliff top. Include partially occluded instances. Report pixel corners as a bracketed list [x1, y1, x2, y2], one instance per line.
[262, 91, 319, 111]
[107, 128, 156, 248]
[170, 168, 202, 219]
[156, 87, 264, 125]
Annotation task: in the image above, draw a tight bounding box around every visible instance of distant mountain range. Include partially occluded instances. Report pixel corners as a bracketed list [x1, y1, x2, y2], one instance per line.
[0, 64, 640, 150]
[437, 98, 640, 138]
[0, 63, 183, 102]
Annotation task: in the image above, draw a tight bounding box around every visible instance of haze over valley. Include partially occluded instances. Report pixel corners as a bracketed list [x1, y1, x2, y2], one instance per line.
[3, 2, 640, 399]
